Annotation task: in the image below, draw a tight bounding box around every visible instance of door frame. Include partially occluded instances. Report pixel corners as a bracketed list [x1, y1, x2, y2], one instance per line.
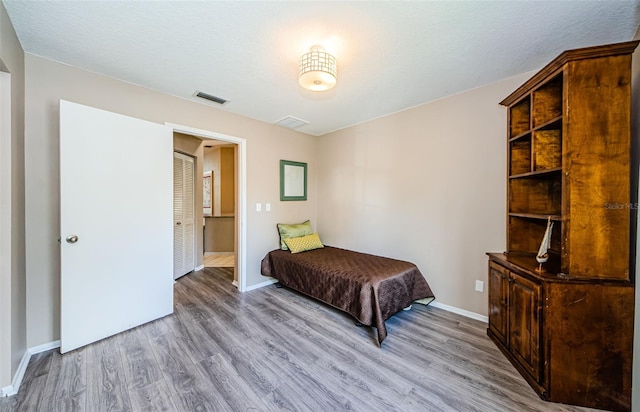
[166, 123, 247, 292]
[0, 70, 12, 395]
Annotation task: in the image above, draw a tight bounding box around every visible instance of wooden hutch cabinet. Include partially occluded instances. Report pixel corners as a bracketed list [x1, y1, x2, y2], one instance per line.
[487, 41, 638, 412]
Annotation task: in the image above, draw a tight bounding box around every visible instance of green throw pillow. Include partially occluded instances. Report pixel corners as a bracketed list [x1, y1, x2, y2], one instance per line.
[277, 220, 313, 250]
[284, 233, 324, 254]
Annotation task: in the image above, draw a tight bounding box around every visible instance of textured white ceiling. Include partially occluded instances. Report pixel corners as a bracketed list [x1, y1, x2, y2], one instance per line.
[4, 1, 640, 136]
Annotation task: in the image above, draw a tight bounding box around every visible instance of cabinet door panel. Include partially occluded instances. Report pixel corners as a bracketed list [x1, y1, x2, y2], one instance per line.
[509, 273, 541, 382]
[488, 262, 509, 345]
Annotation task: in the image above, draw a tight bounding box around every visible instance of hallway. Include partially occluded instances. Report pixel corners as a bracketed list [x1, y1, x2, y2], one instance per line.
[203, 252, 234, 268]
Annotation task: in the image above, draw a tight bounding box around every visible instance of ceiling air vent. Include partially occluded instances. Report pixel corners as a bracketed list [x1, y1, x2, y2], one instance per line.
[194, 90, 228, 105]
[274, 116, 309, 129]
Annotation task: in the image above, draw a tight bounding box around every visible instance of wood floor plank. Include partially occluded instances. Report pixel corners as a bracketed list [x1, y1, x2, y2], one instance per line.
[118, 327, 164, 390]
[0, 396, 17, 412]
[262, 290, 497, 412]
[228, 316, 356, 411]
[86, 336, 133, 412]
[230, 314, 375, 411]
[390, 309, 552, 411]
[26, 351, 53, 379]
[38, 348, 87, 412]
[399, 386, 467, 412]
[198, 317, 283, 397]
[127, 379, 178, 412]
[261, 380, 320, 412]
[8, 351, 55, 411]
[255, 290, 413, 405]
[0, 267, 599, 412]
[11, 375, 48, 411]
[149, 332, 222, 412]
[196, 353, 271, 412]
[171, 312, 218, 360]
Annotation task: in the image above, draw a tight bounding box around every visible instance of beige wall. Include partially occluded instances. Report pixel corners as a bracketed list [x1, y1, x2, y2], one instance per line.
[174, 132, 205, 268]
[24, 54, 317, 347]
[204, 146, 221, 215]
[204, 145, 236, 217]
[220, 147, 235, 215]
[316, 72, 532, 316]
[0, 2, 26, 390]
[205, 217, 235, 252]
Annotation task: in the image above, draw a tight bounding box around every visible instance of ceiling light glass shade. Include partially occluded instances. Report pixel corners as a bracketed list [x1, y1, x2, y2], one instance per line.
[298, 46, 337, 91]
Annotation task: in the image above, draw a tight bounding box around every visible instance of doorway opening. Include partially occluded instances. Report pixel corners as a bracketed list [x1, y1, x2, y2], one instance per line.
[168, 123, 246, 292]
[202, 142, 236, 272]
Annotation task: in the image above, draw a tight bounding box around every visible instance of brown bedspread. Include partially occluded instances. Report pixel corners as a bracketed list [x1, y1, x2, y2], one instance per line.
[260, 246, 435, 345]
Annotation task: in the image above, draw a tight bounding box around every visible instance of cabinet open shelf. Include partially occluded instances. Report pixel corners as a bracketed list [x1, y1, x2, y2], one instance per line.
[533, 129, 561, 171]
[509, 130, 532, 143]
[532, 74, 562, 127]
[509, 97, 530, 138]
[509, 212, 561, 221]
[510, 136, 562, 176]
[509, 178, 561, 215]
[509, 167, 561, 179]
[509, 139, 531, 175]
[534, 115, 562, 131]
[508, 215, 561, 255]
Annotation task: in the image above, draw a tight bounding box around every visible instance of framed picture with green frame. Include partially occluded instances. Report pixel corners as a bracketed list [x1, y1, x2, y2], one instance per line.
[280, 160, 307, 201]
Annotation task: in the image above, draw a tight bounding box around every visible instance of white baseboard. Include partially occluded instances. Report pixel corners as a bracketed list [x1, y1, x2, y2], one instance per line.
[232, 280, 238, 287]
[195, 264, 204, 271]
[6, 349, 30, 397]
[430, 301, 488, 323]
[1, 384, 15, 397]
[2, 340, 61, 397]
[245, 278, 278, 292]
[29, 340, 60, 355]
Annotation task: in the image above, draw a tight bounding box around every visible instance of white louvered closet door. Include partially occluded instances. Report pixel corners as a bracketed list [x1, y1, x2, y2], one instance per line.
[173, 152, 196, 279]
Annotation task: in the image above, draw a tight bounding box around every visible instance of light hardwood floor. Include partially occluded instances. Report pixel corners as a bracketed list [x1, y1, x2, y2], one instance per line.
[0, 267, 598, 412]
[203, 252, 234, 268]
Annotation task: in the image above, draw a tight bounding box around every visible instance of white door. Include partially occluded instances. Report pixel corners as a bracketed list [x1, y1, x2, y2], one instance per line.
[173, 152, 195, 279]
[60, 100, 173, 354]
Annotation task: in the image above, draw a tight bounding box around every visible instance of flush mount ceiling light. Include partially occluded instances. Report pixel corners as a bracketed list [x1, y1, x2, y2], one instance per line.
[298, 45, 337, 91]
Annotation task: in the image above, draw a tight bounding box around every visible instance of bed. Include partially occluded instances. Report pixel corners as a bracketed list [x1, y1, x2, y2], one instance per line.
[260, 246, 435, 345]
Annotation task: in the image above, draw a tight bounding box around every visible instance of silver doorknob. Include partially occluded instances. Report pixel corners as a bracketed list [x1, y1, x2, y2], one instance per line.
[176, 222, 182, 225]
[66, 235, 78, 244]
